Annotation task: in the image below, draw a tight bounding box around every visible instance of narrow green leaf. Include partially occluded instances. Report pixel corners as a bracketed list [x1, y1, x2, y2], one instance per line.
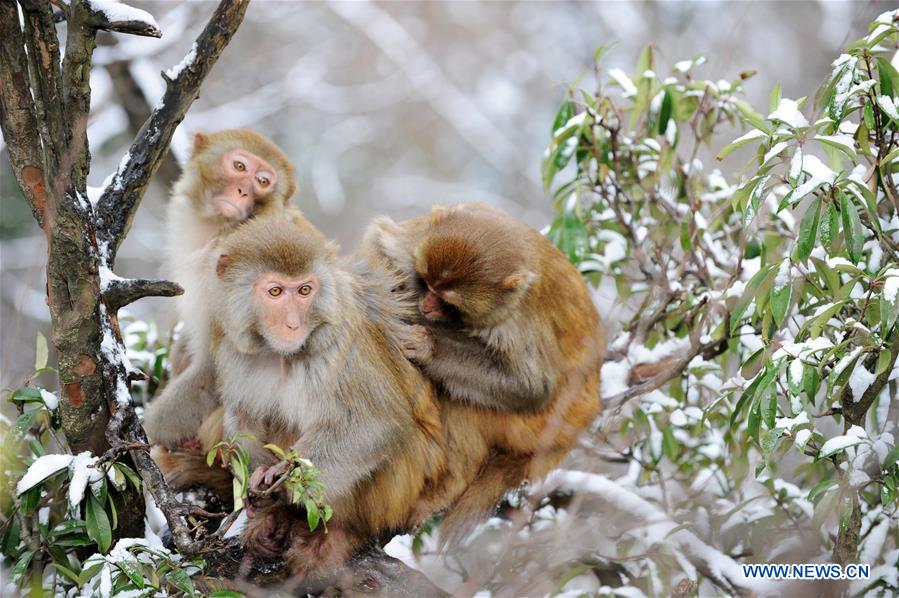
[658, 88, 673, 136]
[748, 398, 761, 439]
[35, 331, 48, 371]
[840, 192, 864, 264]
[796, 197, 821, 261]
[306, 499, 321, 532]
[763, 389, 778, 429]
[769, 83, 782, 114]
[85, 493, 112, 553]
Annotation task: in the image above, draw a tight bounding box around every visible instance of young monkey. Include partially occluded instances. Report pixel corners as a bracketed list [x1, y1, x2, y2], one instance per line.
[360, 203, 605, 541]
[362, 203, 604, 413]
[143, 129, 298, 449]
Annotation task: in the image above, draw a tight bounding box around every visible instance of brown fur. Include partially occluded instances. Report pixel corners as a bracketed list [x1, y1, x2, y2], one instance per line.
[161, 212, 449, 578]
[360, 203, 605, 541]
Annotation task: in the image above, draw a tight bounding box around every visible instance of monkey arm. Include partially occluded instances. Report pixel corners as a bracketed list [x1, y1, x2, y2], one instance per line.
[424, 332, 556, 412]
[143, 359, 219, 448]
[290, 410, 404, 501]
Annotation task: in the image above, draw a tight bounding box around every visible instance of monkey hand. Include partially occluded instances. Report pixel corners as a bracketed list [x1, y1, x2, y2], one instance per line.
[396, 324, 434, 364]
[247, 461, 289, 514]
[180, 437, 202, 451]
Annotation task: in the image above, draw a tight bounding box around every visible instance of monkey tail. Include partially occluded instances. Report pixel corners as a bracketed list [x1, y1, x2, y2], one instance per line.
[437, 453, 528, 550]
[150, 445, 233, 498]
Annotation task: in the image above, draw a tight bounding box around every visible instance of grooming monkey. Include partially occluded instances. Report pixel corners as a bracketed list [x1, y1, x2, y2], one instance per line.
[360, 203, 604, 538]
[183, 212, 447, 578]
[143, 129, 298, 449]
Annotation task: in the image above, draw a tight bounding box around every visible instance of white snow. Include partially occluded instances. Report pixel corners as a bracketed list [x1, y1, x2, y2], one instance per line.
[883, 268, 899, 303]
[773, 258, 792, 291]
[847, 362, 877, 403]
[762, 141, 790, 166]
[775, 411, 809, 432]
[164, 42, 198, 80]
[792, 154, 837, 201]
[877, 95, 899, 122]
[768, 98, 809, 129]
[541, 470, 758, 593]
[814, 133, 856, 155]
[87, 1, 158, 29]
[222, 510, 248, 540]
[39, 389, 58, 411]
[608, 68, 638, 97]
[16, 454, 74, 494]
[68, 451, 103, 510]
[819, 425, 868, 457]
[98, 266, 123, 292]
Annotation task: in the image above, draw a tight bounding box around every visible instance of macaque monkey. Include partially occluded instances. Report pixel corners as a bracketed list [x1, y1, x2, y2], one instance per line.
[360, 203, 604, 539]
[196, 213, 447, 578]
[143, 129, 298, 449]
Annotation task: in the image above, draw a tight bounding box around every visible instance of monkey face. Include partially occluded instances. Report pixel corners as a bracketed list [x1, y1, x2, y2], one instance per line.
[212, 149, 278, 221]
[251, 271, 318, 354]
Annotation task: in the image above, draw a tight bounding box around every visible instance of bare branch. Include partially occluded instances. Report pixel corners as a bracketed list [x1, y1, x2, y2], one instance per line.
[19, 0, 67, 177]
[104, 278, 183, 313]
[96, 0, 250, 261]
[0, 2, 48, 228]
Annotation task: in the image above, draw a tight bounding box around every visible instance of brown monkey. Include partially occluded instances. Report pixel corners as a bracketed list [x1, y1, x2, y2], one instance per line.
[200, 212, 447, 578]
[143, 129, 298, 449]
[360, 203, 604, 539]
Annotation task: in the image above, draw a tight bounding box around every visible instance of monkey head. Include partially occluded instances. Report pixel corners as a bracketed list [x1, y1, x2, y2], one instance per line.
[183, 129, 298, 222]
[414, 206, 537, 328]
[214, 214, 338, 355]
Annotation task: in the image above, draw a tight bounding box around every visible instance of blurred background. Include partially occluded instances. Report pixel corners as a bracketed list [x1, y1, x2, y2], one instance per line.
[0, 0, 891, 399]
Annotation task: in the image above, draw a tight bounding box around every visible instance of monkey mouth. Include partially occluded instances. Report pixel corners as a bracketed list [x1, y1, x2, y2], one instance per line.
[215, 197, 248, 220]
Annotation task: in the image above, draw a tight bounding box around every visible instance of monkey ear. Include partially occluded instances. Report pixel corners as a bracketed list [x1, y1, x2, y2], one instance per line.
[193, 132, 210, 154]
[215, 253, 233, 278]
[499, 270, 537, 292]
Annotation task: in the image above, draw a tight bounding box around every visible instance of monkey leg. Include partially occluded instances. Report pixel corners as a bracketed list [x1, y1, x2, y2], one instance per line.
[438, 452, 530, 549]
[243, 505, 296, 559]
[283, 521, 357, 580]
[149, 445, 233, 498]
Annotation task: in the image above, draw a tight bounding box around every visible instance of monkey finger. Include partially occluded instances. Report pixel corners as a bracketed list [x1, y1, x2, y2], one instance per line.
[249, 466, 269, 493]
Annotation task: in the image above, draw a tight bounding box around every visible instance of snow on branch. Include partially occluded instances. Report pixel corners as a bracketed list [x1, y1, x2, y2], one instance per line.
[539, 470, 759, 596]
[95, 0, 250, 262]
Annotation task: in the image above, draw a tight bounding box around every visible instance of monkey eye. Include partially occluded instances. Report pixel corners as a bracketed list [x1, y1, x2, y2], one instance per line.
[268, 287, 283, 297]
[298, 284, 313, 296]
[257, 175, 270, 188]
[233, 161, 246, 172]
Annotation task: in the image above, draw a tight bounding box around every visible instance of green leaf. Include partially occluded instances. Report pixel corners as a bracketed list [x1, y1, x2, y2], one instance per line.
[760, 429, 780, 455]
[13, 409, 38, 437]
[748, 398, 761, 439]
[661, 427, 678, 461]
[876, 350, 893, 375]
[819, 200, 840, 252]
[883, 444, 899, 469]
[12, 548, 37, 581]
[52, 562, 83, 586]
[551, 98, 574, 134]
[210, 592, 246, 598]
[763, 389, 778, 429]
[35, 331, 48, 371]
[770, 272, 792, 327]
[116, 561, 146, 589]
[9, 387, 44, 404]
[167, 568, 195, 596]
[658, 88, 673, 135]
[840, 192, 864, 264]
[306, 499, 321, 532]
[547, 210, 589, 265]
[796, 197, 821, 261]
[85, 492, 112, 553]
[716, 129, 766, 161]
[769, 83, 782, 114]
[807, 478, 837, 502]
[731, 264, 775, 334]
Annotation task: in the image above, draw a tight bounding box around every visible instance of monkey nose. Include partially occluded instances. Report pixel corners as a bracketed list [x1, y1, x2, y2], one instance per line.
[286, 323, 299, 331]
